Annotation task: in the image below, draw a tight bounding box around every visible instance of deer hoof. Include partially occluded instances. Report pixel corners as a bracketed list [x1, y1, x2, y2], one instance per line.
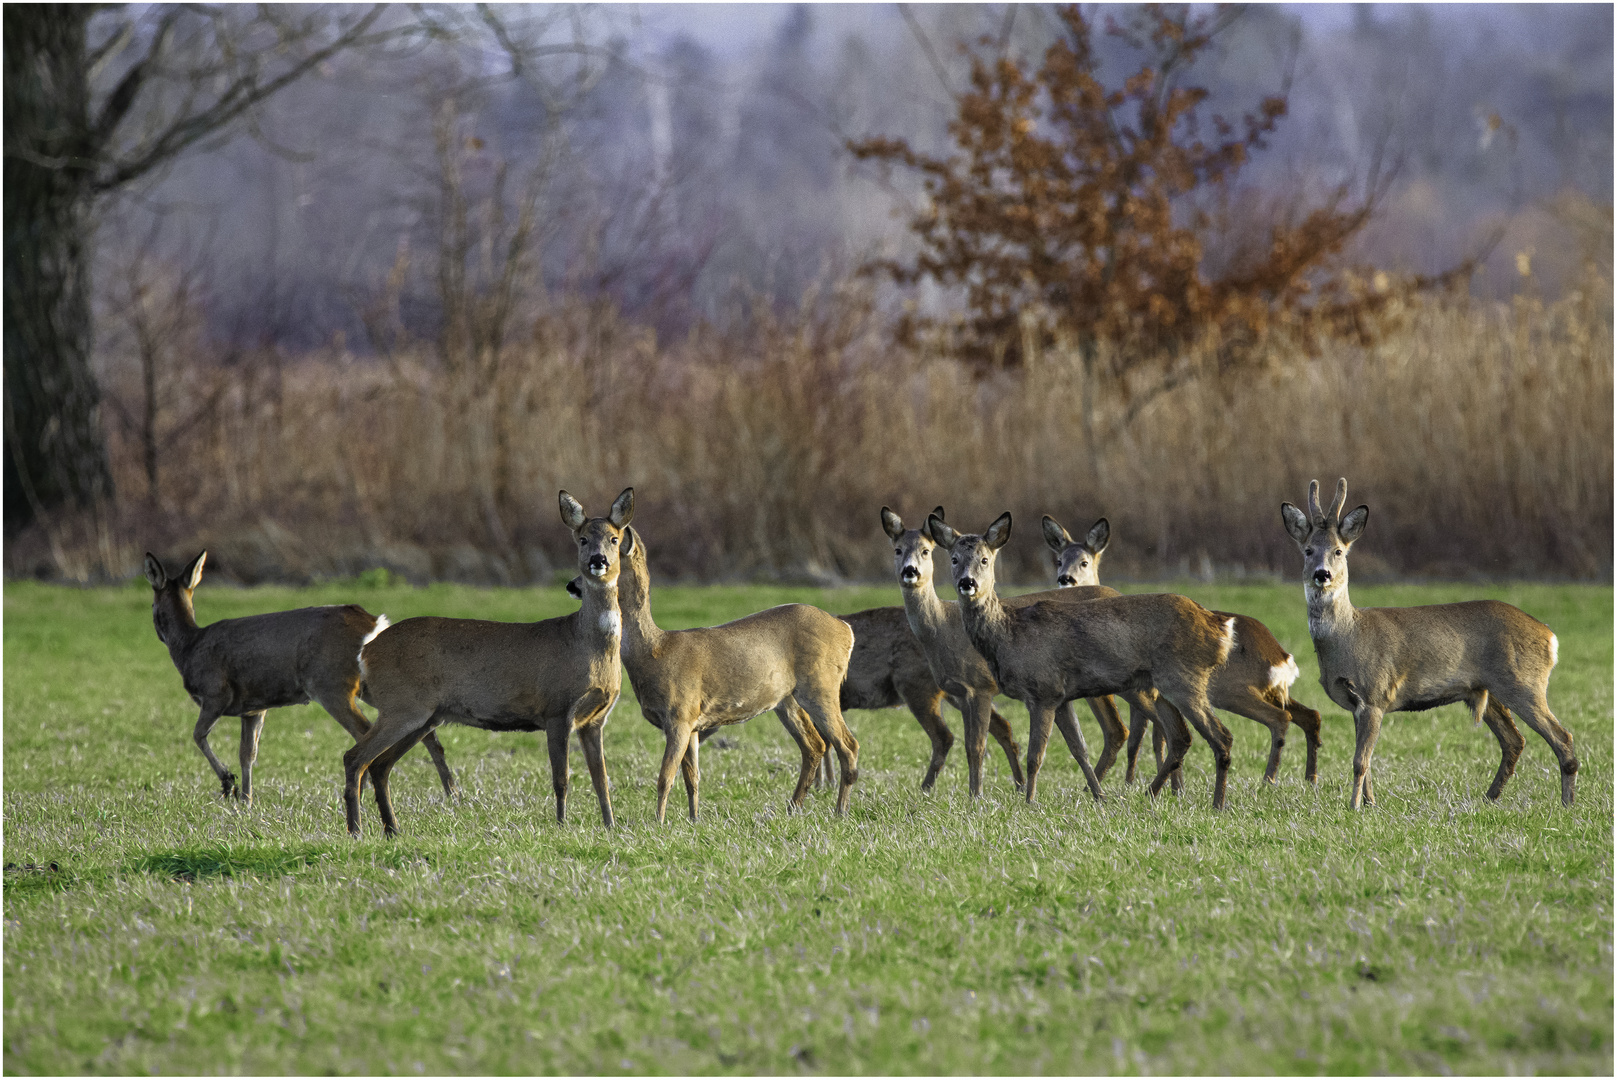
[220, 773, 238, 797]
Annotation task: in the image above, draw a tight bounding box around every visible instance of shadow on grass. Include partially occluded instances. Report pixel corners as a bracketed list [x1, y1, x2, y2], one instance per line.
[131, 843, 433, 882]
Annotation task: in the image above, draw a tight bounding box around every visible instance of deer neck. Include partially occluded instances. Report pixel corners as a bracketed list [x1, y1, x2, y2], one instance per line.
[155, 594, 202, 662]
[955, 584, 1010, 665]
[575, 574, 623, 651]
[615, 554, 665, 665]
[1305, 579, 1357, 643]
[899, 578, 953, 646]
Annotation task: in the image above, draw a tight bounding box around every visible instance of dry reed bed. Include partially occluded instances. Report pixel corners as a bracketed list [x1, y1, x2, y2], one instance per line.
[24, 276, 1612, 583]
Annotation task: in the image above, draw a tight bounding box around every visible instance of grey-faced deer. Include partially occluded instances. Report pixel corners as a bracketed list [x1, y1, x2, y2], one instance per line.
[1282, 478, 1576, 809]
[883, 507, 1141, 799]
[567, 574, 1026, 794]
[143, 551, 457, 805]
[343, 489, 632, 837]
[615, 524, 858, 822]
[932, 512, 1241, 808]
[1043, 515, 1323, 787]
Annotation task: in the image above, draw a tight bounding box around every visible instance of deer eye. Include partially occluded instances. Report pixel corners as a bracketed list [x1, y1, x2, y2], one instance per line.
[1334, 549, 1343, 557]
[951, 555, 958, 565]
[1304, 547, 1314, 556]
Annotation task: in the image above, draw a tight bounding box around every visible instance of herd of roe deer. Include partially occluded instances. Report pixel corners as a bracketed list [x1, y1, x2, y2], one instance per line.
[141, 479, 1578, 838]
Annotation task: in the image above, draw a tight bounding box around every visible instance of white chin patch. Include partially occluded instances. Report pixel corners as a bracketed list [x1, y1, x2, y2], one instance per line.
[589, 565, 608, 578]
[598, 611, 621, 637]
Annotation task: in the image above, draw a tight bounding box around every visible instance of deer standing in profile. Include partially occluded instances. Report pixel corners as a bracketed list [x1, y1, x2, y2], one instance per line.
[568, 575, 1026, 794]
[930, 512, 1241, 807]
[883, 507, 1145, 799]
[344, 489, 632, 837]
[1282, 478, 1576, 808]
[1043, 515, 1323, 787]
[143, 551, 457, 805]
[612, 523, 858, 822]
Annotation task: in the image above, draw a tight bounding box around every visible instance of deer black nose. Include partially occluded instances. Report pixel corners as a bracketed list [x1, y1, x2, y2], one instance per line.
[1313, 568, 1332, 585]
[1057, 575, 1076, 587]
[588, 554, 609, 575]
[900, 565, 920, 583]
[957, 576, 978, 595]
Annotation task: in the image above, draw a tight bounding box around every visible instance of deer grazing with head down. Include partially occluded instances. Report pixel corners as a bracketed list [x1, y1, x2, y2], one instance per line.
[343, 489, 632, 837]
[883, 507, 1143, 799]
[144, 550, 457, 805]
[931, 512, 1242, 807]
[1282, 478, 1576, 809]
[1042, 514, 1323, 787]
[614, 523, 859, 822]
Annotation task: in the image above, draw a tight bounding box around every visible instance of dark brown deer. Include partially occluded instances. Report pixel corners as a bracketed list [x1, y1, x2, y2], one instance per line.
[932, 512, 1241, 808]
[343, 489, 632, 837]
[143, 551, 457, 805]
[1042, 514, 1323, 787]
[1283, 478, 1575, 808]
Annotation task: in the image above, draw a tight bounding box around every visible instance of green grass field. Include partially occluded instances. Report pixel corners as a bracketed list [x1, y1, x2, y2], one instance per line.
[4, 577, 1611, 1075]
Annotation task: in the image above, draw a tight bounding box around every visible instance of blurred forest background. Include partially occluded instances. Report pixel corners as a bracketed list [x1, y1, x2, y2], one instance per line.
[5, 3, 1612, 585]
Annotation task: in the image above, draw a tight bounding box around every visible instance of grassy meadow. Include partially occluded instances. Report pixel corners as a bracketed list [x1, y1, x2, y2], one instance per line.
[3, 577, 1612, 1074]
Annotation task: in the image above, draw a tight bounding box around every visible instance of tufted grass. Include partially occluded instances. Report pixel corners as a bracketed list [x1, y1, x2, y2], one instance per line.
[4, 578, 1611, 1074]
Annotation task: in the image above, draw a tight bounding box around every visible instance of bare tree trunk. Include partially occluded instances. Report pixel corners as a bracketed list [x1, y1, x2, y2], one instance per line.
[3, 7, 112, 531]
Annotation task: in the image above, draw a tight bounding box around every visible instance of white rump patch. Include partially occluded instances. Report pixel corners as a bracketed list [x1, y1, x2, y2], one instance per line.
[358, 614, 390, 677]
[1225, 617, 1237, 646]
[1270, 654, 1301, 693]
[598, 610, 621, 637]
[1549, 633, 1559, 669]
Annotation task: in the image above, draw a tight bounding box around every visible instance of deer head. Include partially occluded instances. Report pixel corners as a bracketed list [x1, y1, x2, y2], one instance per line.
[1281, 478, 1369, 598]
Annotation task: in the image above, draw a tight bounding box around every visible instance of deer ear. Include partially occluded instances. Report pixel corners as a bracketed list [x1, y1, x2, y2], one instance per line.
[621, 526, 638, 556]
[1041, 515, 1072, 553]
[880, 507, 905, 541]
[1085, 517, 1110, 554]
[926, 514, 959, 550]
[566, 576, 584, 599]
[984, 512, 1012, 551]
[1280, 503, 1312, 547]
[609, 487, 635, 528]
[182, 551, 207, 591]
[143, 553, 167, 590]
[1338, 505, 1369, 544]
[931, 506, 946, 522]
[559, 490, 586, 530]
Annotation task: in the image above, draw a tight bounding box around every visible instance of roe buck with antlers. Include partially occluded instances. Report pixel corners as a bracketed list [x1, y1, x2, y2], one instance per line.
[1282, 478, 1577, 809]
[932, 512, 1242, 807]
[568, 576, 1026, 794]
[343, 489, 633, 837]
[1043, 515, 1323, 787]
[883, 507, 1144, 799]
[144, 550, 457, 804]
[614, 524, 858, 822]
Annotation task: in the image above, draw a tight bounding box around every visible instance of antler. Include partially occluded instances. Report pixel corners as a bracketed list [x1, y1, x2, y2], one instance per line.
[1306, 479, 1324, 526]
[1326, 478, 1348, 524]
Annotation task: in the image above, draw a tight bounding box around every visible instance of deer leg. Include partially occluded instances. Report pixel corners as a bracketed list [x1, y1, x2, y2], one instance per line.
[1475, 695, 1525, 801]
[1220, 688, 1292, 785]
[418, 733, 459, 798]
[1145, 699, 1194, 798]
[1161, 685, 1232, 809]
[679, 730, 701, 823]
[572, 688, 617, 828]
[655, 719, 697, 824]
[236, 712, 266, 804]
[1498, 689, 1579, 807]
[546, 719, 573, 825]
[986, 705, 1027, 792]
[1084, 696, 1126, 782]
[775, 703, 826, 812]
[1349, 705, 1384, 810]
[1052, 700, 1105, 802]
[1286, 701, 1323, 784]
[368, 723, 434, 839]
[907, 688, 954, 792]
[192, 709, 237, 797]
[800, 697, 859, 815]
[1022, 703, 1056, 804]
[1123, 705, 1149, 786]
[950, 688, 990, 798]
[343, 709, 423, 837]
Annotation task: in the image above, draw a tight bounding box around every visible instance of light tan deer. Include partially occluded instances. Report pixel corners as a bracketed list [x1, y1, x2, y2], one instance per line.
[143, 550, 457, 805]
[1282, 478, 1576, 809]
[614, 524, 858, 822]
[883, 507, 1142, 799]
[568, 575, 1027, 794]
[343, 489, 632, 837]
[1043, 514, 1323, 787]
[931, 512, 1241, 808]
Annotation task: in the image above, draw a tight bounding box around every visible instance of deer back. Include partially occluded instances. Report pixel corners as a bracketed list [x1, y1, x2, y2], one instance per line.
[179, 605, 378, 715]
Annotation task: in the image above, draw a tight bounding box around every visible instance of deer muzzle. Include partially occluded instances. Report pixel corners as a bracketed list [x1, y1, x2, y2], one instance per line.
[587, 555, 610, 577]
[956, 576, 978, 597]
[1312, 568, 1333, 586]
[900, 565, 921, 585]
[1056, 574, 1077, 587]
